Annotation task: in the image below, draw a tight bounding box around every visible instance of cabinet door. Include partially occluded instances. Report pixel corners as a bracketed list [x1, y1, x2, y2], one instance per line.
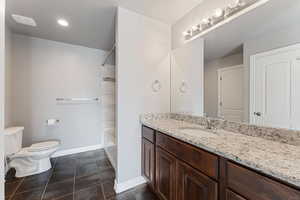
[226, 190, 247, 200]
[156, 147, 176, 200]
[177, 160, 218, 200]
[142, 139, 155, 188]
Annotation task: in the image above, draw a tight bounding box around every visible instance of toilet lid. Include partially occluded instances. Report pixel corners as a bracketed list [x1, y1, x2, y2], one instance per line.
[28, 140, 60, 152]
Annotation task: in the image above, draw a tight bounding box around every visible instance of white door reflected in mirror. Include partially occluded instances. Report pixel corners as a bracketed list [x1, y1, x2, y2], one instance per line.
[218, 65, 244, 122]
[250, 44, 300, 130]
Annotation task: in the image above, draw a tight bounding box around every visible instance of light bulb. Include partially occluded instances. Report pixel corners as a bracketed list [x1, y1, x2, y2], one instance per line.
[202, 18, 210, 24]
[182, 30, 192, 37]
[236, 0, 246, 6]
[230, 0, 245, 8]
[214, 8, 224, 18]
[191, 25, 200, 31]
[57, 19, 69, 27]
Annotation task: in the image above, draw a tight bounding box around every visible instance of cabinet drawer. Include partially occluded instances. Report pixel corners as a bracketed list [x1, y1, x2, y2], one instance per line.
[227, 162, 300, 200]
[156, 132, 218, 179]
[142, 126, 155, 142]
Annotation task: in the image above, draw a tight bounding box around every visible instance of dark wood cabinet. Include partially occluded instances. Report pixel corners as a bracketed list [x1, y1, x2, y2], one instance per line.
[177, 160, 218, 200]
[142, 126, 155, 142]
[156, 132, 218, 180]
[226, 190, 246, 200]
[142, 138, 155, 189]
[141, 126, 300, 200]
[227, 162, 300, 200]
[156, 147, 177, 200]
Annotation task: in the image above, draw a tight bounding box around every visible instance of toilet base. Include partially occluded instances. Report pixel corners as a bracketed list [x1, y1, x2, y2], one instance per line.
[12, 157, 52, 178]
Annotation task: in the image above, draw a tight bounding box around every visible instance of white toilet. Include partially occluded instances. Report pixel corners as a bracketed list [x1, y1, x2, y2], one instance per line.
[4, 127, 60, 177]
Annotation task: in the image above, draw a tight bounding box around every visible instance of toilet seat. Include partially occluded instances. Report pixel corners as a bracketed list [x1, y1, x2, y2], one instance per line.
[28, 140, 60, 152]
[10, 148, 48, 158]
[9, 140, 60, 159]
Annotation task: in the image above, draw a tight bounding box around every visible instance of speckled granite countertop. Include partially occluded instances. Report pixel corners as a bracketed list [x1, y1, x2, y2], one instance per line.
[141, 116, 300, 188]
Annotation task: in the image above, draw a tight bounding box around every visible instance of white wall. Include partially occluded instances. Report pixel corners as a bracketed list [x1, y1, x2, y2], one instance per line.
[116, 7, 171, 186]
[9, 34, 108, 151]
[204, 53, 243, 117]
[5, 26, 12, 128]
[243, 25, 300, 122]
[0, 0, 5, 198]
[171, 37, 204, 115]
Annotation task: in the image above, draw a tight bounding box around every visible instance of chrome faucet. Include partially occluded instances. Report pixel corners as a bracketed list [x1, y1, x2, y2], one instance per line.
[205, 117, 213, 130]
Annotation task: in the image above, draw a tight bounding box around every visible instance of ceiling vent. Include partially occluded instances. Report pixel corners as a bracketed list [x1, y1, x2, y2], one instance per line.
[12, 14, 37, 27]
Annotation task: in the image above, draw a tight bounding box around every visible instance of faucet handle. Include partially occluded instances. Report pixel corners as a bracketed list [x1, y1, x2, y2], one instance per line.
[218, 115, 225, 120]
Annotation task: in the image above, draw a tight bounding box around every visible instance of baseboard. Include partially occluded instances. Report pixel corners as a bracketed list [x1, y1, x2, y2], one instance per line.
[51, 144, 103, 158]
[114, 176, 146, 194]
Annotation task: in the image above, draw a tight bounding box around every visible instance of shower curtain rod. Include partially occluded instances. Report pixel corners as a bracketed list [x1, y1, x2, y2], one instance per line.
[102, 44, 116, 66]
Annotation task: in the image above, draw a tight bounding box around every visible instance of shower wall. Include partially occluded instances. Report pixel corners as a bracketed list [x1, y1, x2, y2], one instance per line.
[101, 64, 116, 169]
[101, 65, 116, 145]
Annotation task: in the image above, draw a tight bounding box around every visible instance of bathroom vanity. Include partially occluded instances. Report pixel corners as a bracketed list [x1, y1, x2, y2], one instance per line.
[141, 114, 300, 200]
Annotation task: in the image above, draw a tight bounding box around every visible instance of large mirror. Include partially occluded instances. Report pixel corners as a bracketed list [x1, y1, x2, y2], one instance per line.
[171, 0, 300, 130]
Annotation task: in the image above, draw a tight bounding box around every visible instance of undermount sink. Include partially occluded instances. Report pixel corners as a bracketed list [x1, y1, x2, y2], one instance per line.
[178, 126, 218, 137]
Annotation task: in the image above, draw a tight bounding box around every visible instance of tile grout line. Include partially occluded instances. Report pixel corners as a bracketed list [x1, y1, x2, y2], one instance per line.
[13, 178, 75, 197]
[52, 193, 74, 200]
[8, 177, 25, 200]
[8, 172, 63, 196]
[74, 166, 113, 180]
[73, 181, 104, 194]
[100, 183, 108, 200]
[40, 158, 58, 200]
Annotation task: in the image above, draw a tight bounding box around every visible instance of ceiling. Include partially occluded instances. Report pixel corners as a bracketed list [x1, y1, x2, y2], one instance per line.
[202, 0, 300, 61]
[6, 0, 203, 50]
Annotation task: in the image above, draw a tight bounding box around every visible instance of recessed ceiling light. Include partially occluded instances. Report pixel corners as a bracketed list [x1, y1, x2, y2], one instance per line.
[12, 14, 37, 27]
[57, 19, 69, 27]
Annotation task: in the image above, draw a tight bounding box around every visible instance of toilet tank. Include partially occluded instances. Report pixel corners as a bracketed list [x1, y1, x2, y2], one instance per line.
[4, 127, 24, 156]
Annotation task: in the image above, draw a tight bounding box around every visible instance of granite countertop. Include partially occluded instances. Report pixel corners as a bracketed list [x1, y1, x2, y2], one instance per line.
[141, 117, 300, 188]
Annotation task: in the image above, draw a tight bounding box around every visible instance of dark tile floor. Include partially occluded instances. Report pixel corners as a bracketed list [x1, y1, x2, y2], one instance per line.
[5, 149, 159, 200]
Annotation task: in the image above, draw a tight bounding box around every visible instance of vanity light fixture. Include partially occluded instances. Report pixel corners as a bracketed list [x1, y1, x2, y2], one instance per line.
[57, 18, 69, 27]
[183, 0, 262, 40]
